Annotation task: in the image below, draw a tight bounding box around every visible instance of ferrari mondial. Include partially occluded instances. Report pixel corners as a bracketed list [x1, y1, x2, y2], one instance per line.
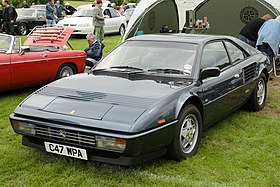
[10, 34, 271, 165]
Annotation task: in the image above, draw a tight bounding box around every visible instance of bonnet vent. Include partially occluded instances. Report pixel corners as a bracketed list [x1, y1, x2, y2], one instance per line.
[36, 86, 158, 108]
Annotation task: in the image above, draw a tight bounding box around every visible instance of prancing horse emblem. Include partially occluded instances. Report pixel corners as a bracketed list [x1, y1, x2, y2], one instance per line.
[69, 109, 76, 115]
[59, 130, 66, 138]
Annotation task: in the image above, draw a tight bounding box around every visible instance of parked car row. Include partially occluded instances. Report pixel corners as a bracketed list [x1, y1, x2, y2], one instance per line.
[13, 6, 127, 36]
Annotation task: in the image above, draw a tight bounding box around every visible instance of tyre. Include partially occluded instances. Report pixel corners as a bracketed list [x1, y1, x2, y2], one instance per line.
[246, 73, 267, 111]
[18, 23, 29, 35]
[119, 25, 125, 36]
[55, 63, 76, 79]
[167, 104, 203, 161]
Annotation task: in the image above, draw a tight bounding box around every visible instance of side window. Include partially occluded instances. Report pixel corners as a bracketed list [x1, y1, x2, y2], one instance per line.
[201, 41, 230, 70]
[110, 9, 119, 18]
[224, 41, 245, 63]
[38, 10, 45, 18]
[103, 9, 112, 18]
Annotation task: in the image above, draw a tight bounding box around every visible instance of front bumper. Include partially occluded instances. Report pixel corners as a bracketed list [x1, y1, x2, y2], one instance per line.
[10, 113, 177, 166]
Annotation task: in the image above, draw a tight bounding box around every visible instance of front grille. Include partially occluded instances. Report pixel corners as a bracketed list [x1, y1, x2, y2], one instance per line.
[35, 125, 96, 147]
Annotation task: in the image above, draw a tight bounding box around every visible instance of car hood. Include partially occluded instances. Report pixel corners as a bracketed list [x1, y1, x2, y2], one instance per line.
[24, 27, 74, 48]
[57, 17, 92, 25]
[18, 74, 189, 132]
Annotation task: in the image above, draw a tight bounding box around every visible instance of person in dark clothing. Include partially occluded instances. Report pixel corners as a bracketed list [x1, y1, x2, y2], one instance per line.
[65, 2, 76, 15]
[2, 0, 17, 35]
[22, 0, 30, 8]
[84, 33, 103, 68]
[0, 9, 3, 32]
[239, 14, 272, 47]
[55, 0, 66, 20]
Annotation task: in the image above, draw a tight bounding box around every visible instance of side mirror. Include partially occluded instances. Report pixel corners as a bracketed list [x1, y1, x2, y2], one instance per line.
[200, 67, 220, 79]
[20, 50, 25, 55]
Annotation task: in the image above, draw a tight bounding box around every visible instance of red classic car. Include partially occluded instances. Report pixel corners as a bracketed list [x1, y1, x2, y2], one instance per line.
[0, 27, 87, 92]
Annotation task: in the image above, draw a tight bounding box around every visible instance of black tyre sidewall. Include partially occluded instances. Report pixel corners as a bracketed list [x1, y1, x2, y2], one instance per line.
[248, 73, 267, 111]
[167, 104, 203, 161]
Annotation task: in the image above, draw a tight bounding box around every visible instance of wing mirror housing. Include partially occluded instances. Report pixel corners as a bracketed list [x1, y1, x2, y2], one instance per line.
[200, 67, 220, 79]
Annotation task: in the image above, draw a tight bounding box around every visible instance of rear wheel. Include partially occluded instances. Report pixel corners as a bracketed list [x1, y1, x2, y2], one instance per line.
[167, 104, 202, 161]
[18, 23, 29, 35]
[245, 73, 267, 111]
[56, 63, 76, 79]
[119, 25, 125, 36]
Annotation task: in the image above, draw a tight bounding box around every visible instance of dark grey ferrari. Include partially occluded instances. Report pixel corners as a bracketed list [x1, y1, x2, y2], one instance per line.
[10, 34, 271, 165]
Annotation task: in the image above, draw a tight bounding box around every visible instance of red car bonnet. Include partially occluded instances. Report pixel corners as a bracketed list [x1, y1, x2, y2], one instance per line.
[24, 27, 75, 48]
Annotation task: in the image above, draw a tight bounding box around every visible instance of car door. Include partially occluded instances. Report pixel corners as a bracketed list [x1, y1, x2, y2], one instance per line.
[223, 40, 251, 106]
[200, 41, 242, 126]
[104, 8, 122, 34]
[10, 39, 50, 89]
[0, 53, 11, 92]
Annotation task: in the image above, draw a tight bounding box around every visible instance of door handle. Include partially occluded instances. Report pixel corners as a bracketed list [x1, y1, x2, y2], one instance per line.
[41, 53, 48, 58]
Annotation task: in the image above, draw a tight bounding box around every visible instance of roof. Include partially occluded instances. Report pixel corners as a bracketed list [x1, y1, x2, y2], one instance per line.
[127, 33, 233, 44]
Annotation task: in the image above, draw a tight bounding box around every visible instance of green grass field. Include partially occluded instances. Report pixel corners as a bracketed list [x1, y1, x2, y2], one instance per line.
[1, 33, 280, 186]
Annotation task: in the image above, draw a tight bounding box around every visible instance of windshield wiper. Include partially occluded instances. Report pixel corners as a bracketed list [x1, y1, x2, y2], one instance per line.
[148, 68, 189, 75]
[110, 66, 145, 71]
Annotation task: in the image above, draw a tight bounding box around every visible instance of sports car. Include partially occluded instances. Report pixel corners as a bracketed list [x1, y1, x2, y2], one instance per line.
[0, 27, 86, 92]
[10, 34, 271, 165]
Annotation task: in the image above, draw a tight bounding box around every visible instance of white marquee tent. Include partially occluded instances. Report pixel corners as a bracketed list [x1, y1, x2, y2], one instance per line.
[123, 0, 280, 40]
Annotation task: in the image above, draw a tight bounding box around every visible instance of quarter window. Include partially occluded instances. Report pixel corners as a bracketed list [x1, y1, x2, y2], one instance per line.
[110, 9, 120, 18]
[224, 41, 245, 63]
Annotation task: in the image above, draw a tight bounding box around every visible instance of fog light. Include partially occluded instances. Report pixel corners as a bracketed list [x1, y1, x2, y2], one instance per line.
[11, 120, 35, 135]
[96, 136, 126, 152]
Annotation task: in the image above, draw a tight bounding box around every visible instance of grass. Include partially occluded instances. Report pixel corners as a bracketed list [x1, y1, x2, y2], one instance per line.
[1, 34, 280, 186]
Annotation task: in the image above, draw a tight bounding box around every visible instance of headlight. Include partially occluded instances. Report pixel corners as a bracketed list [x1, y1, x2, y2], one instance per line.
[78, 23, 90, 27]
[11, 120, 35, 135]
[96, 136, 126, 152]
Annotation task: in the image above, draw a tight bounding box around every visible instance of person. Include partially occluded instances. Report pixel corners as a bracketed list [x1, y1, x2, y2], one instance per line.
[22, 0, 29, 8]
[0, 7, 3, 33]
[256, 16, 280, 65]
[92, 0, 105, 42]
[46, 0, 56, 27]
[65, 2, 76, 16]
[84, 33, 103, 68]
[239, 14, 272, 47]
[2, 0, 17, 35]
[55, 0, 66, 20]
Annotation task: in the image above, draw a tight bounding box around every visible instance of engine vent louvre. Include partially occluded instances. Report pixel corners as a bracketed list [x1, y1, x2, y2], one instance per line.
[36, 86, 158, 108]
[243, 62, 257, 83]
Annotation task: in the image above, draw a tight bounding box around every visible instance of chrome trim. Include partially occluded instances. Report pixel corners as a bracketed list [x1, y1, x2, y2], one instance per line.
[9, 56, 86, 65]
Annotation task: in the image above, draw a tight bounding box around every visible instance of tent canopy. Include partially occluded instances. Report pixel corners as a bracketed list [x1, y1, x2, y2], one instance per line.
[123, 0, 280, 40]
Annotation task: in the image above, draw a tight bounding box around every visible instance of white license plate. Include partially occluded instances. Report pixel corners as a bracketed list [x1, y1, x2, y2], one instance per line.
[44, 142, 88, 160]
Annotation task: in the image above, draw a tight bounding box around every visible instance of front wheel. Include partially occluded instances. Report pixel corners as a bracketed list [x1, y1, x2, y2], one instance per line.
[167, 104, 203, 161]
[55, 63, 76, 79]
[119, 25, 125, 36]
[245, 73, 267, 111]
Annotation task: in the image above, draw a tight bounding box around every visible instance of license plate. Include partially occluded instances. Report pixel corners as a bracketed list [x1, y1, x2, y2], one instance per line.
[44, 142, 88, 160]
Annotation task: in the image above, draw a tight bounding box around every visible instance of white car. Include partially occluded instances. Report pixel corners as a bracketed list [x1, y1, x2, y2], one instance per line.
[57, 7, 126, 35]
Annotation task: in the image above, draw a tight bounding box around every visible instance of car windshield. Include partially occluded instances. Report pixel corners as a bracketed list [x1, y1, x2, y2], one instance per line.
[96, 40, 198, 76]
[0, 35, 12, 53]
[72, 9, 93, 17]
[17, 9, 37, 17]
[123, 9, 134, 16]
